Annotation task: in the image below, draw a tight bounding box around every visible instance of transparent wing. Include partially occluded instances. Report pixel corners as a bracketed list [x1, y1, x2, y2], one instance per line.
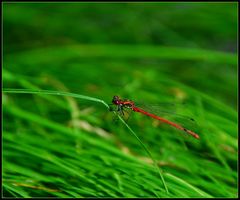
[135, 101, 195, 121]
[134, 103, 200, 139]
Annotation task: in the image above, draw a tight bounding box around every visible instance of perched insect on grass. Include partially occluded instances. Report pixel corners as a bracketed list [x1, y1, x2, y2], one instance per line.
[110, 95, 200, 139]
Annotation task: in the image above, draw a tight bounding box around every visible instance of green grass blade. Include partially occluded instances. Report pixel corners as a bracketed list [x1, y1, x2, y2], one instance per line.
[117, 114, 169, 194]
[3, 88, 109, 108]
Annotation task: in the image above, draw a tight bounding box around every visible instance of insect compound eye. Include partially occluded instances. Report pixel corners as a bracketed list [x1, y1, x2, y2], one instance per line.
[112, 95, 120, 104]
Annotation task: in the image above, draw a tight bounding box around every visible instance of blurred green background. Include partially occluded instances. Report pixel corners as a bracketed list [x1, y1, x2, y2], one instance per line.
[3, 2, 238, 198]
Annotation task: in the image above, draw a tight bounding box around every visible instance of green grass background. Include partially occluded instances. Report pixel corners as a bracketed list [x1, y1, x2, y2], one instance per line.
[2, 2, 238, 198]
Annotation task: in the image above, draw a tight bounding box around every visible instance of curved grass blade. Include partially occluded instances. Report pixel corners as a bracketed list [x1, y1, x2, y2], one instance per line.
[3, 88, 169, 193]
[2, 88, 109, 108]
[115, 112, 169, 194]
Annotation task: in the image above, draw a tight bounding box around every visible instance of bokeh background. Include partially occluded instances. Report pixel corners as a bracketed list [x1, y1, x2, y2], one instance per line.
[3, 2, 238, 198]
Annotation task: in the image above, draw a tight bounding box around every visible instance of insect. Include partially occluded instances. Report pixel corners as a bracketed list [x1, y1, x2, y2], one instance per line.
[111, 95, 200, 139]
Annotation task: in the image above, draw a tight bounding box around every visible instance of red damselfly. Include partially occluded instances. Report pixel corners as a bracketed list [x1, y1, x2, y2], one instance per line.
[110, 95, 200, 139]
